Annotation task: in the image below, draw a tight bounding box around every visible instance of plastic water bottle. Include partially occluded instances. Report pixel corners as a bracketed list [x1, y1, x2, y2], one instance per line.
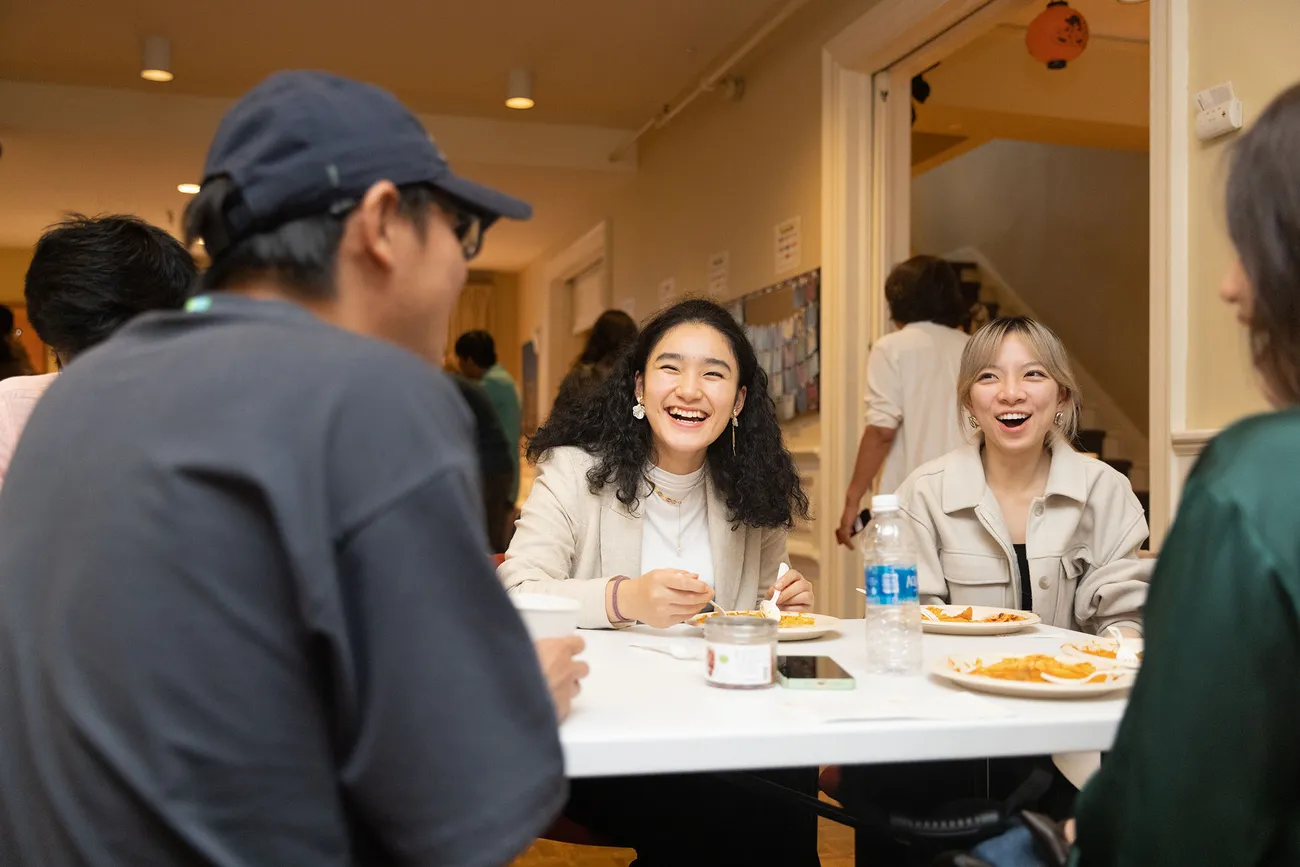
[863, 494, 922, 675]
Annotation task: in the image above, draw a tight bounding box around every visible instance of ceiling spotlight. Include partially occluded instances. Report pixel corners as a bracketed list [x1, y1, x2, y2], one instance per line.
[177, 183, 200, 195]
[141, 36, 174, 82]
[506, 68, 535, 110]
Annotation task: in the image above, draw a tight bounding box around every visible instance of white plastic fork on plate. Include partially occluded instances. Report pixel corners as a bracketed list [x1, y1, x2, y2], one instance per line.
[1104, 626, 1142, 668]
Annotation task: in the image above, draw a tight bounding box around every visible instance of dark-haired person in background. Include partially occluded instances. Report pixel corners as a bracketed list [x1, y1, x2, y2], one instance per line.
[553, 308, 638, 412]
[0, 306, 34, 381]
[499, 297, 818, 867]
[0, 215, 195, 494]
[454, 328, 522, 522]
[443, 355, 516, 553]
[836, 254, 970, 547]
[0, 71, 580, 867]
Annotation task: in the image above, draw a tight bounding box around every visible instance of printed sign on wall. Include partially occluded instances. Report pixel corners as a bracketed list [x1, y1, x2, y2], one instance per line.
[774, 217, 801, 274]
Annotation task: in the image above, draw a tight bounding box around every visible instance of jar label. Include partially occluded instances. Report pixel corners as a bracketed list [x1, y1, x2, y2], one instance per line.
[706, 641, 773, 686]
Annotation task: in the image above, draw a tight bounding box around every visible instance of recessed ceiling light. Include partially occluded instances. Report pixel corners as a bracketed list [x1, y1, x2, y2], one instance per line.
[141, 36, 173, 82]
[177, 183, 200, 195]
[506, 68, 535, 110]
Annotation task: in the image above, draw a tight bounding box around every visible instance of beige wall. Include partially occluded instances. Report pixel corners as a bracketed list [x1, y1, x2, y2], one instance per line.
[0, 247, 31, 305]
[1183, 0, 1295, 429]
[521, 0, 881, 401]
[911, 139, 1150, 432]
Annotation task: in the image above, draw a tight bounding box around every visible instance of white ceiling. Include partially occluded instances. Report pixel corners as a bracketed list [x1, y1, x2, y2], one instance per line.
[0, 0, 787, 128]
[0, 0, 792, 268]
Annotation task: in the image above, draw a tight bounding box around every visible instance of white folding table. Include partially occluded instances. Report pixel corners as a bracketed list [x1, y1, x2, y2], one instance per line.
[560, 620, 1125, 779]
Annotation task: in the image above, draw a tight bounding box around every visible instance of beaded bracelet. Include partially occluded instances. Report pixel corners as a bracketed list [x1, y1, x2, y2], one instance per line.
[610, 575, 633, 623]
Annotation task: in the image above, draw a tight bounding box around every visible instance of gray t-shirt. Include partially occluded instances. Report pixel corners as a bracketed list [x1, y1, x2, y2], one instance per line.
[0, 294, 564, 867]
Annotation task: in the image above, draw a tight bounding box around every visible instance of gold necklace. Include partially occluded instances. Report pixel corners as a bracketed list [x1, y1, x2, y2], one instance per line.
[651, 476, 704, 555]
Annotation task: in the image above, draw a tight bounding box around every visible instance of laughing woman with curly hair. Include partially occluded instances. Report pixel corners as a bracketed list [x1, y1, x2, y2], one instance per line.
[500, 297, 813, 629]
[499, 298, 818, 867]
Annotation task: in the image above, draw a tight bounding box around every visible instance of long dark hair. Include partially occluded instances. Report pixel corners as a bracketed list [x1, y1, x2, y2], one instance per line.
[578, 309, 638, 366]
[529, 298, 809, 529]
[1226, 82, 1300, 405]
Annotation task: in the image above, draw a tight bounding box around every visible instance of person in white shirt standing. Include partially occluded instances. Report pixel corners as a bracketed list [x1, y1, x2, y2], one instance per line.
[836, 255, 970, 547]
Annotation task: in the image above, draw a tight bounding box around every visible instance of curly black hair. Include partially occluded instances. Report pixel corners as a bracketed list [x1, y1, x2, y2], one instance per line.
[528, 297, 810, 529]
[884, 255, 966, 327]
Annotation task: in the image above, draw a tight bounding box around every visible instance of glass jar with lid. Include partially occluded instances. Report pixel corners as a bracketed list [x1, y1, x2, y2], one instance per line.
[704, 616, 777, 689]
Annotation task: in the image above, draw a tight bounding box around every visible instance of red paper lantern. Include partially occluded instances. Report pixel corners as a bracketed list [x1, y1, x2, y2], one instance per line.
[1026, 0, 1090, 70]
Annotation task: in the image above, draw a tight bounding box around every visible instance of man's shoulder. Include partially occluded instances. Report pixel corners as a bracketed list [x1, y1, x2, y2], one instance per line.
[0, 373, 58, 402]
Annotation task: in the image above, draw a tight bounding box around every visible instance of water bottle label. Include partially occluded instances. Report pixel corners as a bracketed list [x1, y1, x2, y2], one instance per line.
[865, 565, 919, 605]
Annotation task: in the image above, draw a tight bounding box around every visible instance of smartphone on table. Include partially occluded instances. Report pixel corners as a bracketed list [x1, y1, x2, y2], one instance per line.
[776, 655, 856, 690]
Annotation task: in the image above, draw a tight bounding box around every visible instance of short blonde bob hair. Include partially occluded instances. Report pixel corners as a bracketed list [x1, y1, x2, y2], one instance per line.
[958, 316, 1081, 446]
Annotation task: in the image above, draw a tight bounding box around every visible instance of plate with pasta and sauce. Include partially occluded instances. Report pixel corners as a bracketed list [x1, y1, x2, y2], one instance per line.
[919, 605, 1041, 635]
[687, 610, 842, 641]
[929, 652, 1135, 698]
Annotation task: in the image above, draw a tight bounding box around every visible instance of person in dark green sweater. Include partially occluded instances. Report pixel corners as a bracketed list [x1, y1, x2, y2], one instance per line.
[1068, 80, 1300, 867]
[962, 80, 1300, 867]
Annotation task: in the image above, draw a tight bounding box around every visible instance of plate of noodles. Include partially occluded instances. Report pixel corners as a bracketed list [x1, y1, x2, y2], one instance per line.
[919, 605, 1041, 635]
[929, 652, 1135, 698]
[687, 610, 842, 641]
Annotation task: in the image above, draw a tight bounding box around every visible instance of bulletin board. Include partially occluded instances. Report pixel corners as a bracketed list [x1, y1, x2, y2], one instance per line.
[730, 268, 820, 422]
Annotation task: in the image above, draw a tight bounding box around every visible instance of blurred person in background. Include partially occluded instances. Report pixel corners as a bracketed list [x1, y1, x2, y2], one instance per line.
[0, 215, 195, 494]
[836, 255, 969, 547]
[455, 328, 522, 519]
[0, 306, 34, 381]
[554, 308, 638, 411]
[444, 353, 517, 552]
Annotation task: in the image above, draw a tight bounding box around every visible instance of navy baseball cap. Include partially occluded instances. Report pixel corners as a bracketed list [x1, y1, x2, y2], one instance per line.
[200, 70, 531, 252]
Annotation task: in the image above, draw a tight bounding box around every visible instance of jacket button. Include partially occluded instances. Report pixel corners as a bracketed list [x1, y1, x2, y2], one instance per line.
[1038, 577, 1050, 589]
[1034, 504, 1044, 517]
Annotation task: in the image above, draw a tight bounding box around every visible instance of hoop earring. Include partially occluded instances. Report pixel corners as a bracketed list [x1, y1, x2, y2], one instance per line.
[632, 399, 646, 420]
[1054, 411, 1064, 427]
[968, 415, 979, 429]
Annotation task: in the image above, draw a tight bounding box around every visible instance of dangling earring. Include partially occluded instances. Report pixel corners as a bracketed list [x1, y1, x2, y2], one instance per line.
[968, 415, 979, 429]
[632, 398, 645, 420]
[731, 412, 739, 455]
[1053, 411, 1064, 427]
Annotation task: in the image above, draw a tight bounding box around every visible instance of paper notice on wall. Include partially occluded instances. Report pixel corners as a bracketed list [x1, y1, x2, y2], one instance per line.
[618, 297, 637, 320]
[657, 278, 676, 307]
[775, 217, 801, 273]
[707, 251, 730, 296]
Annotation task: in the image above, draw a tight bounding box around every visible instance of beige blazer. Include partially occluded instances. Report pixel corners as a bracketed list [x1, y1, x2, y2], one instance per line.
[895, 441, 1151, 634]
[499, 446, 789, 629]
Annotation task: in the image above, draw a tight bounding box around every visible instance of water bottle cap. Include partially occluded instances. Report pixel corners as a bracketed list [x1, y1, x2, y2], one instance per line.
[871, 493, 900, 511]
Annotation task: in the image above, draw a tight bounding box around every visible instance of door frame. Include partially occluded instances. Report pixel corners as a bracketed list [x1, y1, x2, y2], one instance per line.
[819, 0, 1184, 615]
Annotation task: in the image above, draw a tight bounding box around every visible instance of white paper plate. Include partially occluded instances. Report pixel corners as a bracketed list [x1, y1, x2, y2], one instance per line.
[1059, 637, 1144, 668]
[687, 612, 842, 641]
[929, 653, 1135, 699]
[920, 605, 1041, 635]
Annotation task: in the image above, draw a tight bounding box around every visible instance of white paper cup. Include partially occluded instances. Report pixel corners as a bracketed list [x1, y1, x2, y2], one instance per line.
[511, 593, 581, 640]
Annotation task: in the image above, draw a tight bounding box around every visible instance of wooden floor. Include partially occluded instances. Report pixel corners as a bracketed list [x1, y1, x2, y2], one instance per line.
[512, 813, 856, 867]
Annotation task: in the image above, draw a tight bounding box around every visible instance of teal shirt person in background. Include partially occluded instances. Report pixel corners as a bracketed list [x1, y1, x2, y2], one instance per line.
[455, 330, 522, 503]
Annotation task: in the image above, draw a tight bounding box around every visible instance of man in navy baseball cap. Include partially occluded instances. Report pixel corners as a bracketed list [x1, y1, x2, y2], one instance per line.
[187, 69, 533, 364]
[0, 71, 583, 866]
